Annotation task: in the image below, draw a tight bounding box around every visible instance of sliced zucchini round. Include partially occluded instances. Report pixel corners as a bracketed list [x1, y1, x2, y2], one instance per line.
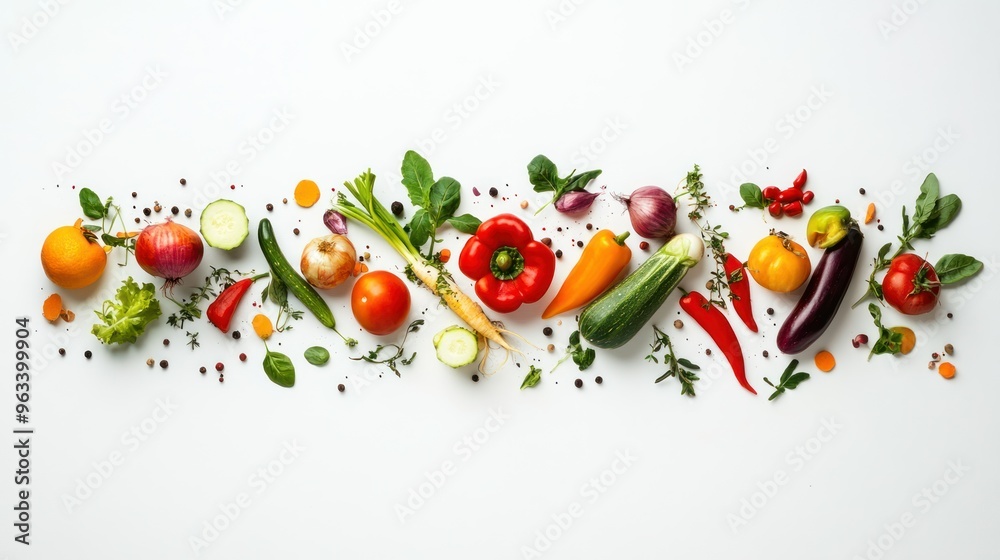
[201, 199, 249, 250]
[433, 326, 480, 368]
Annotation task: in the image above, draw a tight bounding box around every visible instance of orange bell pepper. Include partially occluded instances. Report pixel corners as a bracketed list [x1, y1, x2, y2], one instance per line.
[542, 230, 632, 319]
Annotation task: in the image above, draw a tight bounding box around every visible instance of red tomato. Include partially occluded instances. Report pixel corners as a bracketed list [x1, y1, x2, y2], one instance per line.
[881, 254, 940, 315]
[351, 270, 410, 335]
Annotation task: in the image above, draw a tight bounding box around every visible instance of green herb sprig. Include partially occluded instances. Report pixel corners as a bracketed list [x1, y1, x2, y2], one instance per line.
[552, 331, 596, 373]
[763, 359, 810, 401]
[646, 325, 700, 396]
[676, 164, 732, 308]
[350, 320, 423, 377]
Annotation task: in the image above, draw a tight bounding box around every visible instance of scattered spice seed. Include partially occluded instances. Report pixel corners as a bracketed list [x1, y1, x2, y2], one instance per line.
[931, 352, 940, 360]
[153, 203, 162, 213]
[574, 379, 583, 388]
[557, 227, 563, 232]
[266, 203, 274, 211]
[547, 344, 555, 352]
[293, 228, 300, 235]
[586, 223, 593, 230]
[199, 366, 207, 374]
[543, 327, 553, 336]
[232, 331, 241, 340]
[472, 374, 480, 383]
[282, 198, 288, 204]
[541, 237, 551, 247]
[944, 343, 954, 356]
[762, 350, 769, 358]
[159, 360, 168, 369]
[489, 187, 498, 197]
[472, 187, 481, 196]
[520, 200, 528, 209]
[143, 208, 151, 216]
[179, 178, 186, 185]
[729, 204, 736, 211]
[391, 201, 404, 216]
[595, 376, 603, 384]
[163, 338, 170, 346]
[555, 249, 563, 258]
[184, 208, 192, 217]
[134, 217, 141, 223]
[171, 206, 179, 215]
[84, 350, 92, 359]
[219, 376, 224, 383]
[131, 192, 137, 198]
[639, 241, 649, 250]
[673, 320, 683, 329]
[938, 362, 957, 379]
[576, 240, 583, 248]
[338, 384, 346, 392]
[766, 308, 775, 315]
[146, 358, 154, 367]
[859, 188, 866, 195]
[947, 312, 953, 319]
[239, 353, 247, 362]
[878, 224, 885, 231]
[705, 349, 712, 356]
[215, 362, 224, 372]
[928, 361, 936, 370]
[58, 348, 66, 356]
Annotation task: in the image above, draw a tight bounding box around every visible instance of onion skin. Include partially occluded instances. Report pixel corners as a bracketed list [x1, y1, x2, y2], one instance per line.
[615, 186, 677, 239]
[135, 220, 204, 287]
[300, 234, 357, 289]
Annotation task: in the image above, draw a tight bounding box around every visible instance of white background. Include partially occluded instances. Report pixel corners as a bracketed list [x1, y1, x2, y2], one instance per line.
[2, 1, 999, 559]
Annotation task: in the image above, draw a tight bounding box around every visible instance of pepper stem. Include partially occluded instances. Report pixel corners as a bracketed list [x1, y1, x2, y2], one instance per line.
[613, 231, 631, 245]
[490, 246, 525, 281]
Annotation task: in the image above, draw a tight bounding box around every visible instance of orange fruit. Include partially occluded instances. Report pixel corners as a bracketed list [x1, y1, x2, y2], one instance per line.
[40, 220, 107, 289]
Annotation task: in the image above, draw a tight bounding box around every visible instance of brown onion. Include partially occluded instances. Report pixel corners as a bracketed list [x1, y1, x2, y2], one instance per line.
[301, 234, 357, 289]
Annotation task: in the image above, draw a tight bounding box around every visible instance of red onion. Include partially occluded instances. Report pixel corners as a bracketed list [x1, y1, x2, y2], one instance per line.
[614, 186, 677, 239]
[135, 219, 204, 289]
[555, 190, 601, 214]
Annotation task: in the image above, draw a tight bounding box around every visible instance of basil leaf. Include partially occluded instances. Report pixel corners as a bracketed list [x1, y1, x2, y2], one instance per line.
[83, 224, 104, 232]
[527, 155, 561, 193]
[304, 346, 330, 366]
[520, 366, 542, 390]
[877, 242, 892, 261]
[447, 213, 481, 234]
[913, 173, 939, 224]
[783, 372, 810, 390]
[428, 177, 461, 224]
[935, 254, 983, 284]
[676, 358, 700, 370]
[79, 188, 106, 220]
[401, 150, 433, 208]
[739, 183, 766, 209]
[101, 233, 126, 247]
[779, 359, 799, 384]
[573, 347, 596, 370]
[263, 350, 295, 388]
[268, 273, 287, 306]
[917, 194, 961, 238]
[407, 208, 433, 248]
[563, 169, 602, 193]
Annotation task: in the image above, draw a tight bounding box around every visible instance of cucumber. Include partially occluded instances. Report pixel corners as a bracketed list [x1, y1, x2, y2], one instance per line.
[258, 218, 336, 330]
[579, 233, 703, 349]
[433, 326, 480, 368]
[201, 199, 249, 249]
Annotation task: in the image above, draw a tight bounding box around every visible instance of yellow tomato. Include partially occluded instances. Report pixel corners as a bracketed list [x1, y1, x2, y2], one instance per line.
[747, 232, 811, 292]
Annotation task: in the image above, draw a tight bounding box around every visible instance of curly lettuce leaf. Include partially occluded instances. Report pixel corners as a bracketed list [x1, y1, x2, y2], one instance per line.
[92, 278, 162, 344]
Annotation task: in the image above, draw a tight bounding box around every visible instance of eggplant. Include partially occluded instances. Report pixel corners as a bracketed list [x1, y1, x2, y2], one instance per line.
[777, 223, 864, 354]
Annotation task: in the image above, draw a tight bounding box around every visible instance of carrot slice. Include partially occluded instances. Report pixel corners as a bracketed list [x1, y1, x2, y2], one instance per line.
[814, 350, 836, 372]
[864, 203, 876, 225]
[294, 180, 321, 208]
[938, 362, 956, 379]
[43, 293, 63, 322]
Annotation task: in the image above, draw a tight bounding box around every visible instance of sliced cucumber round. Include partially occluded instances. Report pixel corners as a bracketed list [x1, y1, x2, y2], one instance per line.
[433, 326, 480, 368]
[201, 199, 249, 250]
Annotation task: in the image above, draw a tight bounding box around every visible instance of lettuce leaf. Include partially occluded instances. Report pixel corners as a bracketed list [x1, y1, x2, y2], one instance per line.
[92, 278, 162, 344]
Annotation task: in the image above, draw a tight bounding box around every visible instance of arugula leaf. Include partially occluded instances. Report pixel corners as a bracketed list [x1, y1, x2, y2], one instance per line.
[868, 303, 903, 358]
[935, 254, 983, 284]
[79, 188, 106, 220]
[263, 348, 295, 388]
[526, 154, 601, 215]
[739, 183, 766, 209]
[401, 150, 433, 208]
[447, 214, 481, 234]
[913, 173, 939, 224]
[304, 346, 331, 366]
[917, 194, 962, 239]
[520, 366, 542, 390]
[92, 278, 162, 345]
[763, 359, 811, 401]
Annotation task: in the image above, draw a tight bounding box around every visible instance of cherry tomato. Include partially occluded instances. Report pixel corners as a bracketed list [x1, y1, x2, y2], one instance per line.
[351, 270, 411, 335]
[881, 254, 940, 315]
[792, 169, 807, 189]
[768, 201, 783, 217]
[778, 188, 803, 204]
[782, 201, 804, 217]
[747, 232, 811, 292]
[762, 186, 781, 201]
[801, 190, 815, 204]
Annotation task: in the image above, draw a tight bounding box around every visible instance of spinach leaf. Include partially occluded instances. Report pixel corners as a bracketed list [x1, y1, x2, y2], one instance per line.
[446, 213, 481, 234]
[526, 154, 601, 215]
[263, 348, 295, 387]
[917, 194, 962, 238]
[935, 254, 983, 284]
[401, 150, 433, 208]
[304, 346, 330, 366]
[399, 152, 479, 257]
[79, 187, 107, 220]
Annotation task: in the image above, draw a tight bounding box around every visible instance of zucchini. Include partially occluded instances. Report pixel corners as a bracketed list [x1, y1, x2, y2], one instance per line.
[258, 218, 336, 330]
[579, 233, 703, 349]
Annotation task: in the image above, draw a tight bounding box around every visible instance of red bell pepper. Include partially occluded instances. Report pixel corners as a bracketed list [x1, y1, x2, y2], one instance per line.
[724, 253, 758, 333]
[679, 290, 755, 395]
[207, 273, 268, 333]
[458, 213, 555, 313]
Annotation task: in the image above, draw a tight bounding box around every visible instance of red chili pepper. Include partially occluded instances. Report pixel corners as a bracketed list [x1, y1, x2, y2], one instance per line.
[680, 291, 755, 395]
[458, 213, 555, 313]
[207, 273, 268, 333]
[792, 169, 807, 190]
[762, 186, 781, 201]
[768, 201, 783, 217]
[777, 188, 803, 204]
[783, 201, 804, 217]
[724, 253, 758, 333]
[801, 190, 815, 204]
